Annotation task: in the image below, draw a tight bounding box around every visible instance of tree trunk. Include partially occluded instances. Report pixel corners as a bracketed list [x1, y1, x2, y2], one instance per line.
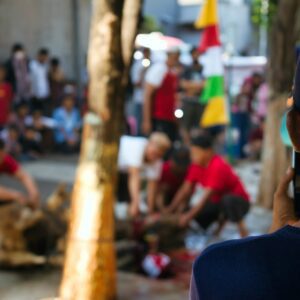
[59, 0, 141, 299]
[258, 0, 300, 207]
[258, 97, 290, 208]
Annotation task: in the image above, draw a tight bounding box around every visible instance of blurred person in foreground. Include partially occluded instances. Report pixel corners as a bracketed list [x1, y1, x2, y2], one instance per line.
[53, 94, 81, 154]
[0, 139, 39, 208]
[131, 47, 151, 135]
[117, 132, 171, 217]
[142, 49, 180, 142]
[166, 133, 250, 237]
[180, 47, 205, 145]
[155, 145, 190, 213]
[190, 168, 300, 300]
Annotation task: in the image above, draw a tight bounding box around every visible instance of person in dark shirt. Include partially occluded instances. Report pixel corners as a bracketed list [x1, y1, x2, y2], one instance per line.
[190, 168, 300, 300]
[180, 47, 205, 145]
[0, 139, 40, 208]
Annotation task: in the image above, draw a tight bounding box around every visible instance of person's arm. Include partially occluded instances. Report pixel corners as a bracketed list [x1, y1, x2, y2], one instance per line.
[270, 167, 298, 232]
[0, 186, 27, 204]
[165, 181, 193, 213]
[147, 179, 158, 214]
[14, 168, 40, 208]
[179, 188, 213, 227]
[128, 167, 141, 217]
[142, 83, 156, 135]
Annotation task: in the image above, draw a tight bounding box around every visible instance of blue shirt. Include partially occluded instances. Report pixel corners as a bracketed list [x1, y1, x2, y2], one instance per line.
[190, 226, 300, 300]
[53, 107, 81, 143]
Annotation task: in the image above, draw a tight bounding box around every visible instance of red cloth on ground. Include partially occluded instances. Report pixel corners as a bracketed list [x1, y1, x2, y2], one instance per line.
[185, 155, 249, 203]
[153, 72, 177, 121]
[0, 82, 13, 126]
[0, 154, 20, 175]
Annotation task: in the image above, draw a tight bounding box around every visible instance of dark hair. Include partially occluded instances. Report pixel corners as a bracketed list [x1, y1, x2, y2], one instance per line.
[25, 125, 36, 132]
[171, 145, 190, 167]
[0, 139, 5, 150]
[190, 46, 199, 55]
[38, 48, 49, 56]
[12, 43, 24, 53]
[191, 134, 213, 149]
[51, 57, 60, 67]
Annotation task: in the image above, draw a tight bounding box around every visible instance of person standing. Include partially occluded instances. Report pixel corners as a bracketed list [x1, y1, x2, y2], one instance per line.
[131, 47, 151, 135]
[180, 47, 205, 145]
[30, 48, 50, 114]
[142, 49, 180, 142]
[5, 43, 31, 105]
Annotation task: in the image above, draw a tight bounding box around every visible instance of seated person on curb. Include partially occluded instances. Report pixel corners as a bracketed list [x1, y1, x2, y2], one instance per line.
[0, 139, 40, 208]
[166, 134, 250, 237]
[53, 94, 81, 154]
[117, 132, 171, 217]
[190, 168, 300, 300]
[156, 145, 190, 213]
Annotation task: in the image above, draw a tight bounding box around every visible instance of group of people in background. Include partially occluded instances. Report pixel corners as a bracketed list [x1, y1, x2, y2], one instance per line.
[0, 42, 269, 236]
[0, 43, 82, 161]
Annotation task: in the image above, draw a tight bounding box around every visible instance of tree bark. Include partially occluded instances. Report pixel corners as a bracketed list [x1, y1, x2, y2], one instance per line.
[258, 0, 300, 208]
[59, 0, 141, 299]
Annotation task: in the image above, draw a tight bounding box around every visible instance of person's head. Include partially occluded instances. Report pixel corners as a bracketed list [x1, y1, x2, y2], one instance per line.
[8, 125, 19, 140]
[24, 126, 37, 140]
[170, 145, 190, 175]
[62, 94, 75, 112]
[145, 132, 171, 163]
[50, 57, 60, 69]
[166, 48, 180, 68]
[0, 65, 6, 82]
[12, 43, 26, 60]
[32, 109, 42, 119]
[16, 103, 29, 118]
[190, 46, 200, 62]
[252, 72, 264, 89]
[37, 48, 49, 64]
[143, 47, 151, 60]
[190, 134, 214, 166]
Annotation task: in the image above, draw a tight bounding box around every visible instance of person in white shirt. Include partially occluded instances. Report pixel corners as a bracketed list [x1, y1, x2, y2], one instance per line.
[131, 47, 151, 135]
[118, 132, 171, 217]
[30, 48, 50, 113]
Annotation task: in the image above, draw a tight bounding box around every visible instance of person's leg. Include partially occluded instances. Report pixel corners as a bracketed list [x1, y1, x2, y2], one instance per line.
[195, 201, 220, 230]
[220, 195, 250, 237]
[237, 220, 249, 238]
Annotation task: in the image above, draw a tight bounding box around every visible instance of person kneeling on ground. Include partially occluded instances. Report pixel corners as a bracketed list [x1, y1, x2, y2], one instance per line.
[117, 132, 171, 217]
[0, 139, 40, 208]
[166, 133, 250, 237]
[190, 168, 300, 300]
[156, 145, 190, 213]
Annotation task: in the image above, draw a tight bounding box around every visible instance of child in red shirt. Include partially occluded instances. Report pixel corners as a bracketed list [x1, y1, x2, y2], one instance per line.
[167, 134, 250, 237]
[0, 65, 13, 129]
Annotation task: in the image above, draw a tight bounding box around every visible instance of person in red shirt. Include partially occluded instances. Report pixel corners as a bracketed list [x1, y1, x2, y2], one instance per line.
[166, 133, 250, 237]
[156, 146, 190, 212]
[0, 139, 40, 208]
[142, 49, 180, 142]
[0, 65, 13, 129]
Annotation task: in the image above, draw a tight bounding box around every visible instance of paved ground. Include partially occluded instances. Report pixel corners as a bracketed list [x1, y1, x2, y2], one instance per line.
[0, 156, 272, 299]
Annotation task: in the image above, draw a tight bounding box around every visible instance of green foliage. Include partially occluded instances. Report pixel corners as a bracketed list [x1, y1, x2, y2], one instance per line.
[251, 0, 278, 28]
[139, 15, 163, 33]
